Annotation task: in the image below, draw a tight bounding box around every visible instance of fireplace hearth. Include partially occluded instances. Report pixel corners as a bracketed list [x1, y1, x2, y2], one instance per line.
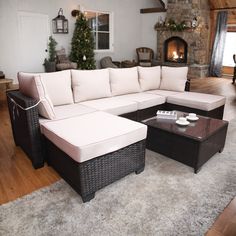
[156, 0, 211, 79]
[164, 36, 187, 64]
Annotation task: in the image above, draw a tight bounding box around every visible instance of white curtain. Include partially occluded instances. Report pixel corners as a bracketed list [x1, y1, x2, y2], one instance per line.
[209, 11, 228, 77]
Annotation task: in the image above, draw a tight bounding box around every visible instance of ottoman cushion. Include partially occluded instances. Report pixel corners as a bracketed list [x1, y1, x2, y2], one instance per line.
[167, 92, 226, 111]
[41, 111, 147, 163]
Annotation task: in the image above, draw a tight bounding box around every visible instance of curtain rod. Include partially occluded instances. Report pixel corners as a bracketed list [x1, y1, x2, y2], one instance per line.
[210, 7, 236, 11]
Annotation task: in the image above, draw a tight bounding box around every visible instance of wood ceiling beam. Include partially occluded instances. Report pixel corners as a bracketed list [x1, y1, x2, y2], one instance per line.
[140, 8, 167, 14]
[210, 7, 236, 11]
[140, 0, 166, 14]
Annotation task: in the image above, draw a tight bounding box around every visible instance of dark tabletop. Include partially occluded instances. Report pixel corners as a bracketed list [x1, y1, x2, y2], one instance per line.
[142, 111, 228, 141]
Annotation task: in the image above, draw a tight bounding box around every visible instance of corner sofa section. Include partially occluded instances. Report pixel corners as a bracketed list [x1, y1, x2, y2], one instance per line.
[7, 66, 226, 169]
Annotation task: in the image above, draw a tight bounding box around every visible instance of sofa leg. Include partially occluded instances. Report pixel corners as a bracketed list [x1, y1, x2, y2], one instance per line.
[82, 192, 95, 203]
[135, 166, 145, 175]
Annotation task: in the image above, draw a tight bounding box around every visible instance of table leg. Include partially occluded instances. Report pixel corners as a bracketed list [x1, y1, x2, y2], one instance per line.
[233, 66, 236, 84]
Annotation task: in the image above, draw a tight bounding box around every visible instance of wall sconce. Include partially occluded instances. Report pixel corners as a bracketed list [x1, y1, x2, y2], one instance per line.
[52, 8, 68, 34]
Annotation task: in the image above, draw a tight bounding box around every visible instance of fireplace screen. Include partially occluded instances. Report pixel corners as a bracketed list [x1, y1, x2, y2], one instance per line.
[164, 37, 187, 63]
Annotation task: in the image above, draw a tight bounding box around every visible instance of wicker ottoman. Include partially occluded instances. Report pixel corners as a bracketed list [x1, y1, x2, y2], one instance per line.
[41, 111, 147, 202]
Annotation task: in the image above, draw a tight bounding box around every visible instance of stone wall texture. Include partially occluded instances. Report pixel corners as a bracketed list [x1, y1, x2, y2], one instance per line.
[157, 0, 211, 78]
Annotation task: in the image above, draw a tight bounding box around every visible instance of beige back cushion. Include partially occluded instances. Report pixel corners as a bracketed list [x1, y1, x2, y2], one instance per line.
[160, 66, 188, 92]
[39, 70, 73, 106]
[18, 72, 55, 119]
[138, 66, 161, 91]
[109, 67, 140, 96]
[71, 69, 111, 103]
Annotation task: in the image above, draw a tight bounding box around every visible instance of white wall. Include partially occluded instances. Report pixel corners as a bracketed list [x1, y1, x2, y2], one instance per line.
[0, 0, 166, 83]
[140, 0, 167, 59]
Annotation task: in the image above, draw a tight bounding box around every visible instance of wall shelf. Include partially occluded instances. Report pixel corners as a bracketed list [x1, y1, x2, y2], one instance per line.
[140, 7, 167, 14]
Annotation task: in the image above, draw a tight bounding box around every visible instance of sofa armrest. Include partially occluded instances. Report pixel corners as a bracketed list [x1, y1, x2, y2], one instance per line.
[7, 90, 45, 168]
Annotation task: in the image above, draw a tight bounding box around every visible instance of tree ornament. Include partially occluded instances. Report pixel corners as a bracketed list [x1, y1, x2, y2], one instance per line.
[83, 55, 86, 61]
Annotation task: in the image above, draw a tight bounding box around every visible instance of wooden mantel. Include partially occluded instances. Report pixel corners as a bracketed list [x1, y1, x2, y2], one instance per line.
[140, 0, 166, 14]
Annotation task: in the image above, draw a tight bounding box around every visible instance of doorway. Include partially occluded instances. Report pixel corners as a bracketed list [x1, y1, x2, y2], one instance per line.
[18, 12, 49, 73]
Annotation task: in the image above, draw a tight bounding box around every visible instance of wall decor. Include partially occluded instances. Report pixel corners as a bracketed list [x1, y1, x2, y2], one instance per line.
[52, 8, 68, 34]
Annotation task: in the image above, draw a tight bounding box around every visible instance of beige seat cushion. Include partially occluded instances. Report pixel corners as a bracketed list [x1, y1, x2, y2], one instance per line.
[167, 92, 226, 111]
[53, 104, 97, 120]
[145, 89, 183, 97]
[80, 97, 138, 115]
[41, 111, 147, 163]
[116, 93, 165, 110]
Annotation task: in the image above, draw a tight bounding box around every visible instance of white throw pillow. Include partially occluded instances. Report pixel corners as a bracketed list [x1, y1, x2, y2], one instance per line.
[138, 66, 161, 91]
[17, 72, 55, 119]
[160, 66, 188, 92]
[39, 70, 73, 106]
[109, 67, 140, 96]
[71, 69, 111, 103]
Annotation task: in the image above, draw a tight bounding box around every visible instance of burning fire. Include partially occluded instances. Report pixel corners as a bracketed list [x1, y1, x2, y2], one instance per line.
[172, 51, 183, 61]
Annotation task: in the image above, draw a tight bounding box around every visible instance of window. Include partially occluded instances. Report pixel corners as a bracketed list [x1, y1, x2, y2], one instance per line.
[85, 10, 113, 52]
[223, 31, 236, 67]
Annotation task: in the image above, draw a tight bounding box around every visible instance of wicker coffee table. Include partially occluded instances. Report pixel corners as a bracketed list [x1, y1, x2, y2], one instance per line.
[142, 112, 228, 173]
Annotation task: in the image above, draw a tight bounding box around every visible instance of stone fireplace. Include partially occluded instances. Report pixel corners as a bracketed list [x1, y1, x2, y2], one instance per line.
[156, 0, 211, 79]
[164, 36, 188, 63]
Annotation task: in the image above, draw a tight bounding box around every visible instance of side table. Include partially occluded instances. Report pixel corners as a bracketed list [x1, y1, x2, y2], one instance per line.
[121, 60, 138, 68]
[0, 79, 13, 91]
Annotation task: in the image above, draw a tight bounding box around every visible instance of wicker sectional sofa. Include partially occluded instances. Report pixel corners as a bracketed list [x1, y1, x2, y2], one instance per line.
[7, 66, 226, 202]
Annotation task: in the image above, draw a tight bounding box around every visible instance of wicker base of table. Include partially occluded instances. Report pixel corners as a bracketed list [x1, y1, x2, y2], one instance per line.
[145, 119, 228, 173]
[45, 138, 146, 202]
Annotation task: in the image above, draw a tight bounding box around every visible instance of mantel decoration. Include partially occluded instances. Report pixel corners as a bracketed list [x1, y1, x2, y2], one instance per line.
[155, 17, 198, 32]
[52, 8, 68, 34]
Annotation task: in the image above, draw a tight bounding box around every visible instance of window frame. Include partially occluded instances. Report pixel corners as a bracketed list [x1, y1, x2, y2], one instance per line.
[84, 10, 114, 53]
[222, 25, 236, 67]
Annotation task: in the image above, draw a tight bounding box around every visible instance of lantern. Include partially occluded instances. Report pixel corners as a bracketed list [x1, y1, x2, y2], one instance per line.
[52, 8, 68, 34]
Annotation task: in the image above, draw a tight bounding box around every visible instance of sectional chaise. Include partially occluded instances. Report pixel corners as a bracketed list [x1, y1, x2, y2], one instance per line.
[7, 66, 226, 202]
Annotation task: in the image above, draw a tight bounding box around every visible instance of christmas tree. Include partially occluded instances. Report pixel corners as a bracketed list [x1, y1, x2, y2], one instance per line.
[70, 11, 96, 69]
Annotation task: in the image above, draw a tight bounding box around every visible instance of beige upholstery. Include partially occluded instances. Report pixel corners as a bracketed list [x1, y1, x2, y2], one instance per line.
[117, 93, 165, 110]
[109, 67, 140, 96]
[80, 97, 138, 115]
[160, 66, 188, 92]
[138, 66, 161, 91]
[53, 104, 96, 120]
[71, 69, 111, 102]
[40, 111, 147, 163]
[167, 92, 226, 111]
[146, 89, 183, 97]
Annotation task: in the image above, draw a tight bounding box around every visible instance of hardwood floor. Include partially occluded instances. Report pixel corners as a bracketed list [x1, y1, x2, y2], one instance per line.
[0, 77, 235, 235]
[0, 89, 59, 205]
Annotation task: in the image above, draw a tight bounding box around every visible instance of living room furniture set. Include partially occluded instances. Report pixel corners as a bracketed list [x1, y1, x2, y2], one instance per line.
[7, 66, 226, 202]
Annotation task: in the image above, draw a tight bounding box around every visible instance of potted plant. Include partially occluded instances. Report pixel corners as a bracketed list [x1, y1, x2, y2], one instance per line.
[44, 36, 57, 72]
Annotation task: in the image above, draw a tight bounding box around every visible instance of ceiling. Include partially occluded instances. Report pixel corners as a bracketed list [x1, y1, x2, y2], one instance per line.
[208, 0, 236, 10]
[208, 0, 236, 24]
